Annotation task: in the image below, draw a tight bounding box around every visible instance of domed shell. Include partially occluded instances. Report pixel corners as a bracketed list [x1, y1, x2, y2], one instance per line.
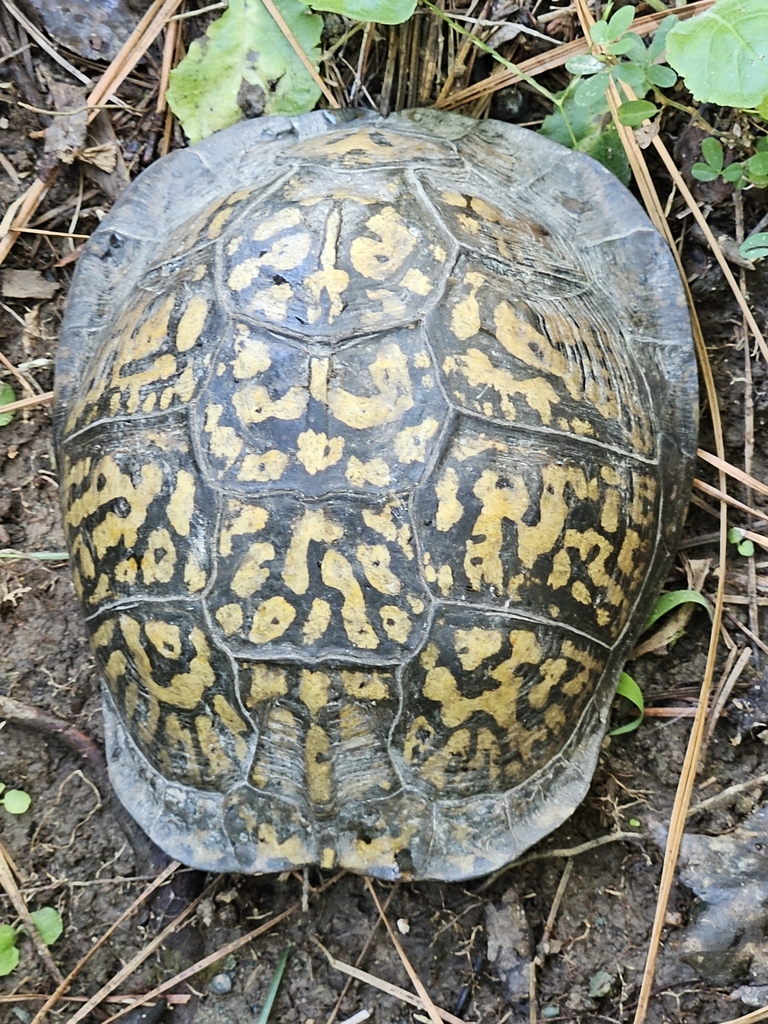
[55, 109, 697, 881]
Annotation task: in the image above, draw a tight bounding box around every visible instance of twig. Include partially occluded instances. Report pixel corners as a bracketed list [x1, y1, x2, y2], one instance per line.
[259, 0, 340, 109]
[364, 878, 443, 1024]
[0, 839, 64, 985]
[314, 937, 466, 1024]
[29, 860, 181, 1024]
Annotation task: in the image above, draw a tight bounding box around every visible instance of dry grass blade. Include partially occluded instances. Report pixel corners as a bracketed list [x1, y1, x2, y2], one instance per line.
[693, 479, 768, 523]
[99, 903, 301, 1024]
[86, 0, 186, 113]
[0, 0, 183, 270]
[0, 839, 64, 985]
[0, 177, 58, 269]
[698, 449, 768, 499]
[718, 1007, 768, 1024]
[63, 878, 218, 1024]
[314, 939, 467, 1024]
[364, 878, 442, 1024]
[260, 0, 340, 109]
[29, 860, 181, 1024]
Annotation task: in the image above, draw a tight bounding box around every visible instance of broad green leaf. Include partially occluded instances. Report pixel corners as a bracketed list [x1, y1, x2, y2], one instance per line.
[574, 71, 610, 107]
[30, 907, 63, 946]
[759, 95, 768, 120]
[644, 589, 713, 631]
[740, 231, 768, 260]
[701, 136, 724, 171]
[691, 163, 721, 181]
[738, 538, 756, 557]
[0, 383, 15, 428]
[2, 789, 31, 814]
[303, 0, 415, 22]
[610, 672, 644, 736]
[0, 926, 18, 977]
[666, 0, 768, 108]
[645, 63, 677, 88]
[566, 54, 605, 75]
[166, 0, 322, 142]
[617, 99, 657, 125]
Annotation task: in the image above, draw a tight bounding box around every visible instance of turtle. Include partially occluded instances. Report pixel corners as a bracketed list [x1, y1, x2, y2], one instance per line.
[55, 108, 697, 881]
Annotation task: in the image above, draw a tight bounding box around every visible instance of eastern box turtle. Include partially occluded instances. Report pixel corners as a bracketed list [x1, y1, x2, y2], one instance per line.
[55, 109, 697, 881]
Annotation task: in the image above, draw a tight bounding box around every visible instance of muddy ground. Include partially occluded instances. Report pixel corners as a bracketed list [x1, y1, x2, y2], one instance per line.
[2, 5, 768, 1024]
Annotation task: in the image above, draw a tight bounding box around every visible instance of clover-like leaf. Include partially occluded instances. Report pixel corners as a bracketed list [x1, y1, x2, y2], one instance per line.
[701, 136, 724, 171]
[645, 63, 677, 88]
[166, 0, 322, 142]
[666, 0, 768, 108]
[606, 4, 636, 40]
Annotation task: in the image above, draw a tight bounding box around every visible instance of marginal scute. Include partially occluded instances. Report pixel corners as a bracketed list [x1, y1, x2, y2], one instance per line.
[57, 110, 696, 881]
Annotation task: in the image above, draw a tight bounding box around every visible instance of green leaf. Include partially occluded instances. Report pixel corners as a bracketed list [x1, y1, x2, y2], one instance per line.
[629, 818, 641, 827]
[617, 99, 658, 126]
[738, 538, 756, 557]
[540, 88, 630, 183]
[165, 0, 323, 142]
[666, 0, 768, 108]
[574, 71, 610, 106]
[747, 150, 768, 175]
[612, 60, 648, 93]
[610, 672, 645, 736]
[645, 63, 677, 88]
[740, 232, 768, 260]
[701, 136, 724, 171]
[722, 161, 745, 182]
[2, 790, 31, 815]
[645, 589, 713, 631]
[305, 0, 415, 21]
[0, 926, 19, 977]
[30, 907, 63, 946]
[607, 34, 644, 58]
[758, 94, 768, 120]
[647, 15, 676, 60]
[255, 945, 292, 1024]
[0, 383, 15, 428]
[566, 54, 605, 75]
[606, 4, 636, 39]
[691, 163, 721, 181]
[590, 20, 612, 45]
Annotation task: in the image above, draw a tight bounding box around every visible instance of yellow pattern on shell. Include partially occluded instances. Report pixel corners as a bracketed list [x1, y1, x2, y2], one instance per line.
[249, 596, 296, 643]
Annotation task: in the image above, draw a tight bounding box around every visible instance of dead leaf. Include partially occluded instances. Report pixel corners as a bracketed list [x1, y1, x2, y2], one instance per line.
[1, 269, 59, 300]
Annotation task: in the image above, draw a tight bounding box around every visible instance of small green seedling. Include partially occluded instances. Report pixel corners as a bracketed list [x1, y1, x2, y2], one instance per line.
[0, 383, 15, 428]
[0, 784, 31, 815]
[728, 527, 755, 558]
[692, 137, 768, 190]
[0, 908, 63, 977]
[612, 589, 712, 734]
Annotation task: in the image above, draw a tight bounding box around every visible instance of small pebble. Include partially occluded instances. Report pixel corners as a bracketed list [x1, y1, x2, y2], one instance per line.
[541, 1005, 560, 1020]
[208, 973, 233, 995]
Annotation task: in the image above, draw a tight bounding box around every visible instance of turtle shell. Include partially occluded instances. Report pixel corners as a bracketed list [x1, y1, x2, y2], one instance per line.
[55, 109, 697, 881]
